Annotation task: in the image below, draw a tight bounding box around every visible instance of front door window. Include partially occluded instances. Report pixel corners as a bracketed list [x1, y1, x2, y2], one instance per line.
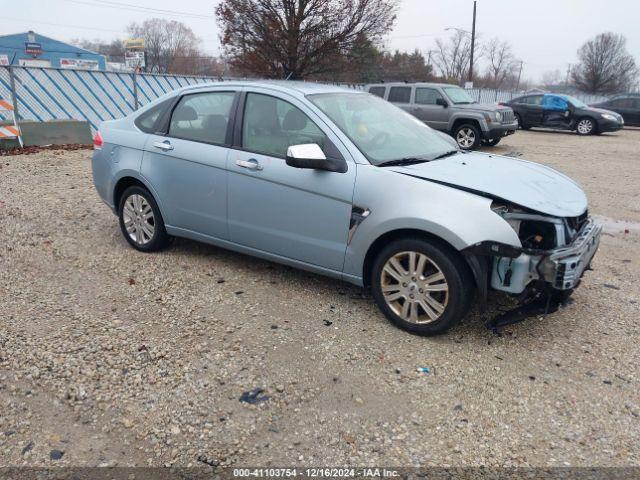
[242, 93, 328, 157]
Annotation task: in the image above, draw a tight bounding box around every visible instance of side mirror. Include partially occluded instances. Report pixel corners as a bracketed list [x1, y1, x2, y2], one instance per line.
[436, 98, 448, 108]
[286, 144, 346, 173]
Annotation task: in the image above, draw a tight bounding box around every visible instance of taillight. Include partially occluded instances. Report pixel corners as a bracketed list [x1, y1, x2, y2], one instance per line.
[93, 131, 104, 150]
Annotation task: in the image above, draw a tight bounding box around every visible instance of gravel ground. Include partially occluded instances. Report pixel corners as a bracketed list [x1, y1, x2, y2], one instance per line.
[1, 129, 639, 468]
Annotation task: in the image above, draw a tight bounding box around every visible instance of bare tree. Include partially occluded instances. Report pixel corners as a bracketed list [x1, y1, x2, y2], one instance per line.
[433, 30, 475, 83]
[482, 38, 517, 89]
[215, 0, 398, 79]
[571, 32, 638, 94]
[540, 69, 563, 88]
[127, 19, 201, 74]
[72, 38, 126, 60]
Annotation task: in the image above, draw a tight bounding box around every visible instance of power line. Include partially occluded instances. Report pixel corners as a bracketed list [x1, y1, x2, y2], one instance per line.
[1, 16, 128, 35]
[60, 0, 214, 20]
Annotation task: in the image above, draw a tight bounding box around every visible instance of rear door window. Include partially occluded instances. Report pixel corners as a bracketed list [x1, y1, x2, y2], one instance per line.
[135, 99, 171, 133]
[388, 87, 412, 104]
[368, 86, 386, 98]
[526, 95, 544, 106]
[168, 91, 235, 144]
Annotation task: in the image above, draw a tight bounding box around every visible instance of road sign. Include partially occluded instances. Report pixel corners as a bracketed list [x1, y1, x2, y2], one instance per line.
[25, 42, 42, 55]
[125, 51, 145, 69]
[124, 38, 145, 50]
[60, 58, 100, 70]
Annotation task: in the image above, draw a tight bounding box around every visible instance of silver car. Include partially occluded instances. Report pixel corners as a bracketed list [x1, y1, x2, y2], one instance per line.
[92, 82, 601, 335]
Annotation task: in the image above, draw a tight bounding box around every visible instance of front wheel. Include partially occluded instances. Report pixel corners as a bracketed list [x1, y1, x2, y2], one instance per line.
[576, 117, 596, 135]
[453, 124, 481, 150]
[482, 138, 501, 147]
[515, 113, 530, 130]
[371, 238, 474, 336]
[118, 185, 170, 252]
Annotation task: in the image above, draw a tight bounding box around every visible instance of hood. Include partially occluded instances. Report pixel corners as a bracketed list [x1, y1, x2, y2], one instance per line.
[388, 152, 587, 218]
[452, 102, 506, 113]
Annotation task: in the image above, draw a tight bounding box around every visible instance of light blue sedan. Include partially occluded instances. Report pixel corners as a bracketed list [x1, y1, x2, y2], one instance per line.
[92, 81, 600, 335]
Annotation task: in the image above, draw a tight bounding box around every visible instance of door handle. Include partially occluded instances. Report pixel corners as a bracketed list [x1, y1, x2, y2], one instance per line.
[236, 158, 263, 171]
[153, 140, 174, 152]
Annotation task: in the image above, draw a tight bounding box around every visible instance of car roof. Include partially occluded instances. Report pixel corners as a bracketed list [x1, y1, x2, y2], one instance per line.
[366, 82, 459, 88]
[174, 80, 362, 97]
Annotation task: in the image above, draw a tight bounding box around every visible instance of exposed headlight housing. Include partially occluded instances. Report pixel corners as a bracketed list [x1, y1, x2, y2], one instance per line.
[495, 111, 503, 122]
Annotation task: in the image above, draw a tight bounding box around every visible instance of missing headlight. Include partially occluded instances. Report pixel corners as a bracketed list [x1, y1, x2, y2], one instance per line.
[518, 220, 557, 250]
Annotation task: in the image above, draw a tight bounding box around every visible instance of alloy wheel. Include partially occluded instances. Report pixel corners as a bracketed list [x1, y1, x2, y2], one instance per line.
[380, 251, 449, 324]
[122, 194, 155, 245]
[577, 119, 594, 135]
[456, 128, 476, 149]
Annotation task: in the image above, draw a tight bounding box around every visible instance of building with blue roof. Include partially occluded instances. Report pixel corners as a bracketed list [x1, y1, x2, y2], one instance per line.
[0, 31, 106, 70]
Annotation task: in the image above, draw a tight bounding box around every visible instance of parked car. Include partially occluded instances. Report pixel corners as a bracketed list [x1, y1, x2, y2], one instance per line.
[92, 81, 600, 336]
[365, 82, 518, 150]
[590, 93, 640, 127]
[504, 93, 624, 135]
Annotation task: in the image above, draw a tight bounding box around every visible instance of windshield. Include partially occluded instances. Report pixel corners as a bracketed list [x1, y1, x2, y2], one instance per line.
[442, 86, 476, 104]
[563, 95, 587, 108]
[308, 92, 456, 165]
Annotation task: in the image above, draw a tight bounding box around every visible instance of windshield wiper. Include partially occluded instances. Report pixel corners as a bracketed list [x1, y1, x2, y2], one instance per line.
[378, 157, 431, 167]
[430, 150, 459, 160]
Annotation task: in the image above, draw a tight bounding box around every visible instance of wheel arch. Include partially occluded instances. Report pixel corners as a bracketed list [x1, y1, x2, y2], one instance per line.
[112, 173, 167, 221]
[450, 116, 482, 134]
[361, 228, 474, 289]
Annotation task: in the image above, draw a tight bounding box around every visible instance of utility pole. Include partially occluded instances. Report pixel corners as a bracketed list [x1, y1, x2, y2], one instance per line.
[565, 64, 572, 88]
[516, 60, 524, 91]
[469, 1, 477, 83]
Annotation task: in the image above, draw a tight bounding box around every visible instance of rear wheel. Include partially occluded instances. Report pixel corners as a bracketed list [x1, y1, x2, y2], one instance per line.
[118, 186, 170, 252]
[576, 117, 596, 135]
[371, 237, 474, 336]
[454, 123, 481, 150]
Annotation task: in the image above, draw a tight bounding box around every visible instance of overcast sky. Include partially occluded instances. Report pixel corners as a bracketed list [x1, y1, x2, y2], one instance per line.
[3, 0, 639, 82]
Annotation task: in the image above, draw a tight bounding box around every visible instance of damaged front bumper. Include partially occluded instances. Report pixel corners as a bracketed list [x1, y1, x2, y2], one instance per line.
[470, 216, 602, 332]
[489, 216, 601, 295]
[538, 218, 602, 290]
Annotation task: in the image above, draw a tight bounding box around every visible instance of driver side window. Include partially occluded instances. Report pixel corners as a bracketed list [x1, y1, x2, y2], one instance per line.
[242, 93, 328, 158]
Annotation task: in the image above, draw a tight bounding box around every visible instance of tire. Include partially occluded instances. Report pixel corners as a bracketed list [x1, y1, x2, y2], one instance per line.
[371, 237, 474, 336]
[482, 138, 501, 147]
[550, 288, 573, 304]
[515, 113, 530, 130]
[453, 123, 481, 150]
[576, 117, 596, 136]
[118, 185, 170, 252]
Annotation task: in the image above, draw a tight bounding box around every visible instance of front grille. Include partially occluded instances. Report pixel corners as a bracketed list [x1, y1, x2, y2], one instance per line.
[567, 210, 589, 232]
[501, 110, 515, 124]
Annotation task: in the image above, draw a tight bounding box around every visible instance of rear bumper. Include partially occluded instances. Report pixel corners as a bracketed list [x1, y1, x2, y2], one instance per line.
[483, 121, 518, 139]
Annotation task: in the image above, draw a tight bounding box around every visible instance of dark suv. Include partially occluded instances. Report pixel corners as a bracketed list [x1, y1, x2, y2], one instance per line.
[591, 94, 640, 127]
[504, 93, 623, 135]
